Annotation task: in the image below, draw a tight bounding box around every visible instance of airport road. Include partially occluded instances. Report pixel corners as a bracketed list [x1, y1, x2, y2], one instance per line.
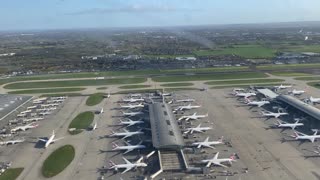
[187, 89, 320, 180]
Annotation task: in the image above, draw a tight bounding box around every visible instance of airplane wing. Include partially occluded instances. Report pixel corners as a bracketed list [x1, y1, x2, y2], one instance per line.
[206, 161, 212, 168]
[197, 144, 202, 149]
[123, 157, 132, 164]
[121, 167, 133, 174]
[38, 138, 48, 142]
[52, 137, 64, 142]
[214, 162, 228, 168]
[123, 148, 133, 154]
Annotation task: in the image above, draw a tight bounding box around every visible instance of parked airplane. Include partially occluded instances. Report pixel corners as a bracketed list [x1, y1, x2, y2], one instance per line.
[201, 152, 236, 168]
[22, 117, 44, 123]
[119, 118, 144, 127]
[261, 110, 288, 118]
[0, 139, 25, 146]
[38, 130, 64, 148]
[291, 130, 320, 143]
[178, 112, 208, 121]
[289, 89, 305, 96]
[129, 93, 142, 98]
[11, 123, 39, 133]
[109, 129, 144, 139]
[120, 103, 144, 109]
[274, 119, 303, 130]
[309, 96, 320, 104]
[274, 84, 292, 89]
[104, 93, 111, 98]
[244, 98, 270, 107]
[99, 108, 104, 114]
[39, 111, 51, 116]
[176, 98, 195, 103]
[174, 104, 201, 112]
[184, 124, 212, 134]
[122, 97, 144, 103]
[192, 136, 224, 149]
[27, 105, 38, 110]
[92, 122, 97, 130]
[121, 111, 144, 117]
[235, 92, 256, 98]
[112, 141, 146, 154]
[108, 157, 147, 174]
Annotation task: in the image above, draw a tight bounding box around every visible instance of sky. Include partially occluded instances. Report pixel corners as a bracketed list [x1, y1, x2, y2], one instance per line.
[0, 0, 320, 31]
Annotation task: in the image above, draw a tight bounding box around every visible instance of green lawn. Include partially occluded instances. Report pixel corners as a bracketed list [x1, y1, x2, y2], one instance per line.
[86, 93, 104, 106]
[270, 72, 310, 77]
[152, 72, 267, 82]
[68, 111, 94, 134]
[161, 83, 194, 87]
[4, 78, 147, 89]
[0, 168, 24, 180]
[40, 93, 82, 97]
[307, 82, 320, 89]
[8, 88, 85, 94]
[118, 85, 151, 89]
[257, 63, 320, 70]
[96, 87, 108, 90]
[205, 79, 284, 85]
[194, 45, 277, 59]
[295, 76, 320, 81]
[42, 145, 75, 178]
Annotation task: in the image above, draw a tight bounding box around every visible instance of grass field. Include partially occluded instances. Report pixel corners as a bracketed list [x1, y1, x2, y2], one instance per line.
[194, 45, 277, 59]
[307, 82, 320, 89]
[118, 85, 151, 89]
[68, 111, 94, 134]
[86, 93, 104, 106]
[152, 72, 267, 82]
[160, 83, 194, 87]
[257, 63, 320, 70]
[205, 79, 284, 85]
[295, 77, 320, 81]
[4, 78, 146, 89]
[0, 168, 24, 180]
[8, 88, 85, 94]
[42, 145, 75, 178]
[40, 93, 82, 97]
[270, 72, 310, 77]
[96, 87, 108, 90]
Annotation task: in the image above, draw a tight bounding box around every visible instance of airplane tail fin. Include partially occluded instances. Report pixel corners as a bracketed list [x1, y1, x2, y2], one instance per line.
[109, 160, 116, 168]
[244, 97, 250, 103]
[52, 130, 55, 136]
[230, 153, 236, 161]
[291, 131, 299, 138]
[275, 120, 282, 126]
[112, 142, 118, 149]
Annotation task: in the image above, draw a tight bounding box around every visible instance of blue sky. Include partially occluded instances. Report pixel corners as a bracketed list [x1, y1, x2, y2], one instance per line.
[0, 0, 320, 30]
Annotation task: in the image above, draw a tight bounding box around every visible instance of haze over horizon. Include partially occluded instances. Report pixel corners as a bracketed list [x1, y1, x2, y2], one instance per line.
[1, 0, 320, 31]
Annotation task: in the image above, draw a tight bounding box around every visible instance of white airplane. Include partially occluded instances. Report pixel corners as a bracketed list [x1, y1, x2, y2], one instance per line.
[92, 122, 97, 130]
[39, 130, 64, 148]
[291, 130, 320, 143]
[108, 157, 147, 174]
[289, 89, 305, 96]
[109, 129, 144, 139]
[112, 141, 146, 154]
[39, 111, 51, 116]
[121, 111, 144, 117]
[51, 96, 66, 100]
[17, 113, 27, 118]
[120, 103, 144, 109]
[235, 92, 256, 98]
[119, 118, 144, 127]
[129, 93, 142, 98]
[122, 97, 144, 103]
[178, 112, 208, 121]
[274, 84, 292, 89]
[33, 97, 47, 102]
[309, 96, 320, 104]
[201, 152, 236, 168]
[22, 117, 44, 123]
[184, 124, 212, 134]
[244, 98, 270, 107]
[261, 110, 288, 118]
[274, 119, 303, 130]
[27, 105, 37, 110]
[104, 93, 111, 98]
[11, 123, 39, 133]
[174, 104, 201, 111]
[176, 98, 195, 103]
[192, 136, 224, 149]
[99, 108, 104, 114]
[0, 139, 25, 146]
